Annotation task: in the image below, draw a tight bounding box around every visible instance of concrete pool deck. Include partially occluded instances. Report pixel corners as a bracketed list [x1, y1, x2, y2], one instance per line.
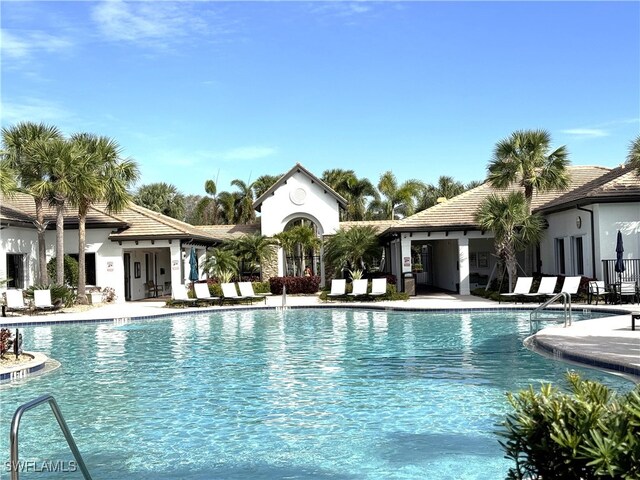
[2, 293, 639, 381]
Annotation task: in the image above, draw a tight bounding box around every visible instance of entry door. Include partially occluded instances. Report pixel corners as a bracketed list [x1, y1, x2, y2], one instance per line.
[123, 253, 131, 301]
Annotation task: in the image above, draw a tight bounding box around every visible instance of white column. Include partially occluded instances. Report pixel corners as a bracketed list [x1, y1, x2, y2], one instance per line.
[401, 234, 412, 274]
[458, 237, 470, 295]
[170, 243, 183, 289]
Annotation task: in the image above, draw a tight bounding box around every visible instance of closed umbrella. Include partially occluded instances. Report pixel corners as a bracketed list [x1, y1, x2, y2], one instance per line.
[614, 231, 625, 303]
[189, 247, 199, 282]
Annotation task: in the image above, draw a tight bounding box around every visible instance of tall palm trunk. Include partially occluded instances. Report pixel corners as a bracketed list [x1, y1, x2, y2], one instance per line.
[34, 198, 50, 284]
[55, 199, 65, 285]
[77, 205, 88, 304]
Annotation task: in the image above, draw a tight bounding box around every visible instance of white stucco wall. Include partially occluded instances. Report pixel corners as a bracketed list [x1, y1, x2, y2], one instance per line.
[432, 239, 459, 292]
[0, 226, 39, 290]
[594, 202, 640, 279]
[540, 208, 593, 277]
[259, 171, 342, 237]
[541, 202, 640, 280]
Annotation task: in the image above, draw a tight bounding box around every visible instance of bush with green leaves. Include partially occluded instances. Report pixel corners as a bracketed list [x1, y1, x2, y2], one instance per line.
[500, 372, 640, 479]
[25, 284, 76, 307]
[47, 255, 79, 287]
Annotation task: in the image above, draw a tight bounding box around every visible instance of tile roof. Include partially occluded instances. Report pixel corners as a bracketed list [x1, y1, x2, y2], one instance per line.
[108, 203, 218, 243]
[194, 223, 261, 241]
[338, 220, 398, 235]
[387, 166, 613, 233]
[0, 192, 127, 228]
[253, 163, 348, 212]
[537, 164, 640, 213]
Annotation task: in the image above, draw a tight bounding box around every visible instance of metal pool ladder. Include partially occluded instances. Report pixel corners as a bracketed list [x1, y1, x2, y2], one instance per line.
[10, 394, 93, 480]
[530, 292, 572, 333]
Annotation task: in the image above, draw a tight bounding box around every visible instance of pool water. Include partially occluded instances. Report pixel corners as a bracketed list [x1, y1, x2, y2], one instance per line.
[0, 309, 633, 479]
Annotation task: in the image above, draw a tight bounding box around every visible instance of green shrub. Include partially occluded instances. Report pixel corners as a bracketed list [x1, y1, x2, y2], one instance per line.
[47, 255, 79, 287]
[500, 372, 640, 479]
[252, 281, 270, 294]
[25, 284, 76, 307]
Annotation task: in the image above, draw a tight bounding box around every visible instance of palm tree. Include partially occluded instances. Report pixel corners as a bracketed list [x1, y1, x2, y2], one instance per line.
[230, 233, 278, 279]
[323, 225, 381, 274]
[202, 246, 238, 279]
[627, 135, 640, 176]
[474, 192, 544, 291]
[368, 171, 423, 220]
[231, 179, 255, 224]
[252, 174, 281, 199]
[275, 223, 321, 276]
[70, 133, 139, 303]
[344, 177, 377, 221]
[2, 122, 63, 284]
[216, 191, 239, 224]
[134, 182, 185, 220]
[416, 176, 467, 211]
[487, 129, 570, 213]
[194, 178, 219, 225]
[30, 137, 78, 285]
[0, 158, 17, 196]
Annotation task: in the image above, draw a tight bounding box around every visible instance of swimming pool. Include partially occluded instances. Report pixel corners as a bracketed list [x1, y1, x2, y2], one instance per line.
[0, 309, 633, 479]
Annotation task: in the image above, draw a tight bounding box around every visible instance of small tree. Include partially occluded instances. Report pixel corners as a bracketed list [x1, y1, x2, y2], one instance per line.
[230, 233, 278, 279]
[474, 192, 543, 291]
[323, 225, 381, 276]
[202, 246, 238, 280]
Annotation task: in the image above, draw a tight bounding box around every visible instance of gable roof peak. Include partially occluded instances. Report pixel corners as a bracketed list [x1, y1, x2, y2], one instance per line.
[253, 163, 348, 211]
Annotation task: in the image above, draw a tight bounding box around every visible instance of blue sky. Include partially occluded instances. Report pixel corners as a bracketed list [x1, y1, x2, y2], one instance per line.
[2, 1, 639, 197]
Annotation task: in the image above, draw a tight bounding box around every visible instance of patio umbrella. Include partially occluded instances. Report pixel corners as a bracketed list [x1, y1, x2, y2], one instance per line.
[189, 247, 199, 282]
[614, 230, 625, 283]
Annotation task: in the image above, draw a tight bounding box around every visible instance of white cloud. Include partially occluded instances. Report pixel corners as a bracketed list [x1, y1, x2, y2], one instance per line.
[0, 29, 73, 59]
[0, 98, 74, 126]
[91, 0, 233, 48]
[560, 128, 609, 138]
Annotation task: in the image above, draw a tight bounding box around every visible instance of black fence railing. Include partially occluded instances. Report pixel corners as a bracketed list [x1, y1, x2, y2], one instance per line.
[285, 255, 321, 277]
[602, 259, 640, 285]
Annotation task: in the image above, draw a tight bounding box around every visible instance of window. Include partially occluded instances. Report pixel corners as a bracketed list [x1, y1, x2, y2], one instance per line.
[69, 253, 96, 285]
[572, 236, 584, 276]
[555, 238, 566, 275]
[6, 254, 25, 288]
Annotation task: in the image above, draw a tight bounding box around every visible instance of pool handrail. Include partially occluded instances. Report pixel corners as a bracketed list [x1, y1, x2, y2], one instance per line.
[530, 292, 572, 333]
[10, 394, 93, 480]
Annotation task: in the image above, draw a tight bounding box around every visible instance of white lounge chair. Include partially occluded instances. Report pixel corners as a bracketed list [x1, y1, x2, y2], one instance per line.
[193, 283, 219, 304]
[221, 282, 251, 305]
[238, 282, 267, 304]
[33, 289, 58, 313]
[172, 284, 197, 305]
[348, 279, 368, 297]
[499, 277, 533, 303]
[522, 277, 558, 301]
[369, 278, 387, 298]
[551, 276, 581, 301]
[327, 279, 346, 301]
[4, 290, 29, 315]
